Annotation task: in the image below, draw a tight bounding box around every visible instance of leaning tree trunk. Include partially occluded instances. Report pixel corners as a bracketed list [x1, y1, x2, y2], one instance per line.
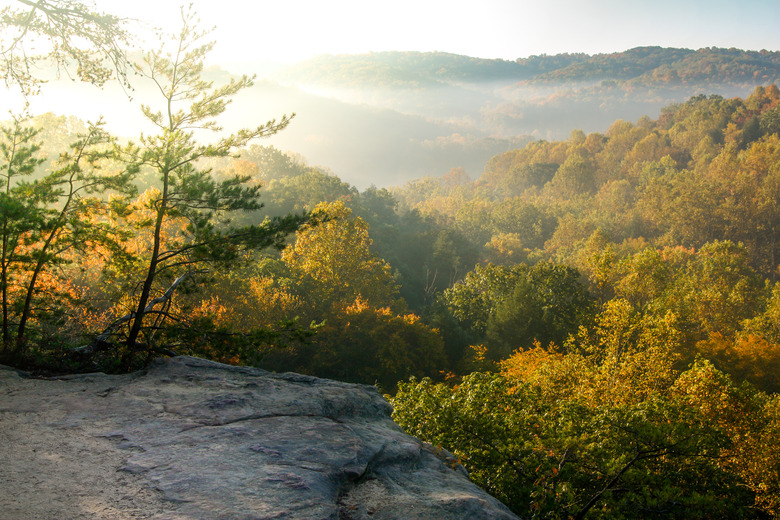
[122, 175, 169, 369]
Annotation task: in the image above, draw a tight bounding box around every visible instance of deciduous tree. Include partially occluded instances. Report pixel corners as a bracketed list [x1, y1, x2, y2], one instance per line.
[281, 200, 400, 313]
[1, 0, 132, 94]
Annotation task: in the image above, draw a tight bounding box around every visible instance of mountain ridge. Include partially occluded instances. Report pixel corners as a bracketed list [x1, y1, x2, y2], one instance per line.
[274, 46, 780, 89]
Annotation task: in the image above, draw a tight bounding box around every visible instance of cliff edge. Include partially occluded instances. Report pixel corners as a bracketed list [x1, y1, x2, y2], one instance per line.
[0, 356, 520, 520]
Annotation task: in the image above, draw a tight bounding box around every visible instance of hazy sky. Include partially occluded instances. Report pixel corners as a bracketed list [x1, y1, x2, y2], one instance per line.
[103, 0, 780, 71]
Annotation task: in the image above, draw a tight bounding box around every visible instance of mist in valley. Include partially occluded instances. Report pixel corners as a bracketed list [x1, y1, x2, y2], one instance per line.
[9, 48, 780, 189]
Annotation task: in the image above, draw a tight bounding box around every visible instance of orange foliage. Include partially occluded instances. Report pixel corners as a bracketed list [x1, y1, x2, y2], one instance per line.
[696, 333, 780, 393]
[499, 342, 563, 382]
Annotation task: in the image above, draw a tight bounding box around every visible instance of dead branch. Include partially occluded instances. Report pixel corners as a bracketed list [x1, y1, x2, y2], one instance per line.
[69, 270, 203, 359]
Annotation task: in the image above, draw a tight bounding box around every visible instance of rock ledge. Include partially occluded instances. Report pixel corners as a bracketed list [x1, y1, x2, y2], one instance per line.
[0, 356, 520, 520]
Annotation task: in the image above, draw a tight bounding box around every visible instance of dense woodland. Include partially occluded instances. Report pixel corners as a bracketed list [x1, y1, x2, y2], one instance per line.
[3, 1, 780, 518]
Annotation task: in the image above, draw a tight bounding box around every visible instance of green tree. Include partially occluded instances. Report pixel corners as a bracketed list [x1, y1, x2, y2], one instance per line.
[0, 116, 44, 349]
[112, 8, 301, 368]
[0, 115, 133, 360]
[392, 370, 747, 520]
[443, 262, 592, 359]
[442, 263, 521, 337]
[485, 262, 592, 359]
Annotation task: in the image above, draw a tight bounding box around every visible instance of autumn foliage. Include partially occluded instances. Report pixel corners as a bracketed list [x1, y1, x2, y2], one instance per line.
[2, 15, 780, 514]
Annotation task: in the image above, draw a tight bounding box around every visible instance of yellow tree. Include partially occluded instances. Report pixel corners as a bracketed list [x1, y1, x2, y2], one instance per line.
[281, 200, 400, 313]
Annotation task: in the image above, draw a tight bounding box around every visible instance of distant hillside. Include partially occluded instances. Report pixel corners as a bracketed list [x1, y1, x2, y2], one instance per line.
[389, 83, 780, 280]
[524, 47, 780, 85]
[259, 47, 780, 187]
[276, 47, 780, 88]
[274, 51, 526, 88]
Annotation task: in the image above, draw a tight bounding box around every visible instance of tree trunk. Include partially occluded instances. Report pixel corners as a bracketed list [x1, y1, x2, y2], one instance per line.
[122, 172, 169, 368]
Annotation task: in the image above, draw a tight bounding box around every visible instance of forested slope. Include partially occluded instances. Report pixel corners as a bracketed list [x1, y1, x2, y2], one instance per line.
[217, 85, 780, 518]
[5, 1, 780, 517]
[388, 84, 780, 520]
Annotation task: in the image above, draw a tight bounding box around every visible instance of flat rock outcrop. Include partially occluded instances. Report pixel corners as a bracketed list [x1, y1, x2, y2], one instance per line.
[0, 356, 521, 520]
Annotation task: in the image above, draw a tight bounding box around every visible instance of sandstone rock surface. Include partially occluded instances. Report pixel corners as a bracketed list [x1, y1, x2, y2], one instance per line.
[0, 356, 521, 520]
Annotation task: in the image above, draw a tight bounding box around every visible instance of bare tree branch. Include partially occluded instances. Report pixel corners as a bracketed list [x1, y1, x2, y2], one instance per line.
[1, 0, 134, 95]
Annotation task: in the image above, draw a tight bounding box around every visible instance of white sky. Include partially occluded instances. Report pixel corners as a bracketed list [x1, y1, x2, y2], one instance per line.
[100, 0, 780, 73]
